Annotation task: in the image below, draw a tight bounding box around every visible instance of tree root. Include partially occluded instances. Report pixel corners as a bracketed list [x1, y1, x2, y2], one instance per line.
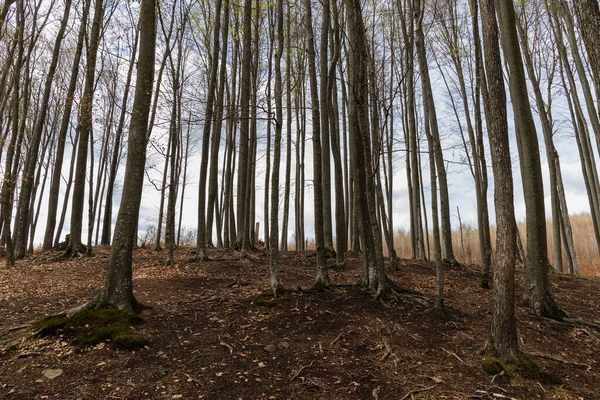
[399, 384, 437, 400]
[290, 360, 314, 381]
[330, 330, 355, 346]
[526, 351, 592, 370]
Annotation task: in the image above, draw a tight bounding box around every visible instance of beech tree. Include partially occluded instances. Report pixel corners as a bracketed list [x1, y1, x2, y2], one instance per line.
[496, 0, 563, 319]
[480, 0, 518, 362]
[74, 0, 156, 312]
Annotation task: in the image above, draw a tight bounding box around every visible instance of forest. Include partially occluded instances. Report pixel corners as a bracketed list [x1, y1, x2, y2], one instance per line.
[1, 0, 600, 398]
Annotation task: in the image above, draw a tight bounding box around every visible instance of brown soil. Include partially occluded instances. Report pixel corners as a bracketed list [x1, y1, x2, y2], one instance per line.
[1, 247, 599, 399]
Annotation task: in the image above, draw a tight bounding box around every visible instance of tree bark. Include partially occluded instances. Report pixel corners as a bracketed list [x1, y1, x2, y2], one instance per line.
[480, 0, 518, 362]
[496, 0, 563, 319]
[89, 0, 156, 313]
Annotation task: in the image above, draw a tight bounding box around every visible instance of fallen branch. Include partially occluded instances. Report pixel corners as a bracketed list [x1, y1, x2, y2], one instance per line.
[527, 351, 591, 370]
[290, 361, 314, 381]
[491, 370, 505, 383]
[576, 327, 600, 341]
[330, 330, 354, 346]
[564, 317, 600, 330]
[7, 324, 31, 332]
[442, 347, 464, 363]
[219, 338, 234, 355]
[399, 384, 437, 400]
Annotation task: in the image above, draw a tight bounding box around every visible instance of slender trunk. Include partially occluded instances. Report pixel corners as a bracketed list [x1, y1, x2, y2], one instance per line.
[269, 0, 284, 295]
[43, 0, 90, 251]
[67, 0, 105, 255]
[480, 0, 518, 361]
[101, 24, 139, 245]
[304, 0, 330, 287]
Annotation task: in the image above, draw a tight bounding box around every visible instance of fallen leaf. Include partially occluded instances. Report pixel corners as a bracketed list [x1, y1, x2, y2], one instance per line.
[42, 369, 63, 380]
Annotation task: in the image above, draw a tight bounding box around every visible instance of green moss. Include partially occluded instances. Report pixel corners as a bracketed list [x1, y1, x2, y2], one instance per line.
[515, 352, 539, 379]
[34, 308, 147, 350]
[481, 352, 561, 385]
[252, 293, 279, 307]
[482, 357, 504, 375]
[516, 352, 562, 384]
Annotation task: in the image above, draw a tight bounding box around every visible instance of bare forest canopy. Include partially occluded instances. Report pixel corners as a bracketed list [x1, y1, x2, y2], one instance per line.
[1, 0, 600, 372]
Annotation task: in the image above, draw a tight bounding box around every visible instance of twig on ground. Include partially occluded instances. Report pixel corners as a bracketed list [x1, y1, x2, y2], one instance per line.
[290, 360, 314, 381]
[219, 337, 234, 355]
[7, 325, 31, 332]
[527, 351, 591, 370]
[184, 373, 203, 386]
[537, 382, 545, 392]
[330, 330, 354, 346]
[491, 370, 504, 383]
[564, 317, 600, 330]
[576, 327, 600, 341]
[491, 394, 518, 400]
[442, 347, 464, 363]
[399, 384, 437, 400]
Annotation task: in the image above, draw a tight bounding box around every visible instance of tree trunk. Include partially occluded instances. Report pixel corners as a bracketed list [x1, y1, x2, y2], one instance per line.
[67, 0, 104, 256]
[496, 0, 563, 319]
[13, 0, 72, 259]
[87, 0, 156, 313]
[42, 0, 90, 251]
[480, 0, 518, 362]
[304, 0, 330, 287]
[101, 22, 139, 245]
[574, 0, 600, 105]
[269, 0, 285, 295]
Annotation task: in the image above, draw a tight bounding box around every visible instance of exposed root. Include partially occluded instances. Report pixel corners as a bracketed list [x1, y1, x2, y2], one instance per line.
[330, 330, 355, 346]
[290, 360, 314, 381]
[399, 384, 437, 400]
[527, 351, 592, 370]
[442, 347, 464, 363]
[309, 274, 331, 291]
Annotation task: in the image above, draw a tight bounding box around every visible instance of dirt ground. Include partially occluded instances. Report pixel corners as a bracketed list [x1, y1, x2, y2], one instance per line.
[1, 247, 599, 399]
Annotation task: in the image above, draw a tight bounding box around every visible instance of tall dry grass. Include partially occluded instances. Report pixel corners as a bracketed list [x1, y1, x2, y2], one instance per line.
[392, 212, 599, 276]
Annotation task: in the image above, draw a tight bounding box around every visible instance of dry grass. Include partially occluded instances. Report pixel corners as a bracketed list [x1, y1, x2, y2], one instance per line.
[392, 212, 600, 276]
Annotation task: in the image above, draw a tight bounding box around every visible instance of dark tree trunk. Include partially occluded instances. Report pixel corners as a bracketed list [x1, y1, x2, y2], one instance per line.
[480, 0, 518, 362]
[496, 0, 563, 319]
[80, 0, 156, 313]
[67, 0, 105, 256]
[42, 0, 90, 251]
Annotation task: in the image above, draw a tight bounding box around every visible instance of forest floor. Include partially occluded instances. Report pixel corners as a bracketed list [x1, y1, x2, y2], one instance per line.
[1, 247, 599, 400]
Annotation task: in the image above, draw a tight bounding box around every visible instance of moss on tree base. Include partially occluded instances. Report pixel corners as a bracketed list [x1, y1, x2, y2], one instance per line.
[482, 352, 561, 384]
[33, 308, 148, 350]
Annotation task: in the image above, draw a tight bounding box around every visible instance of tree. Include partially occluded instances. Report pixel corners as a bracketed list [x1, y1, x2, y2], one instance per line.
[65, 0, 105, 256]
[496, 0, 563, 319]
[235, 0, 253, 258]
[574, 0, 600, 122]
[480, 0, 518, 362]
[195, 0, 223, 261]
[74, 0, 156, 312]
[13, 0, 72, 259]
[268, 0, 285, 295]
[304, 0, 330, 287]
